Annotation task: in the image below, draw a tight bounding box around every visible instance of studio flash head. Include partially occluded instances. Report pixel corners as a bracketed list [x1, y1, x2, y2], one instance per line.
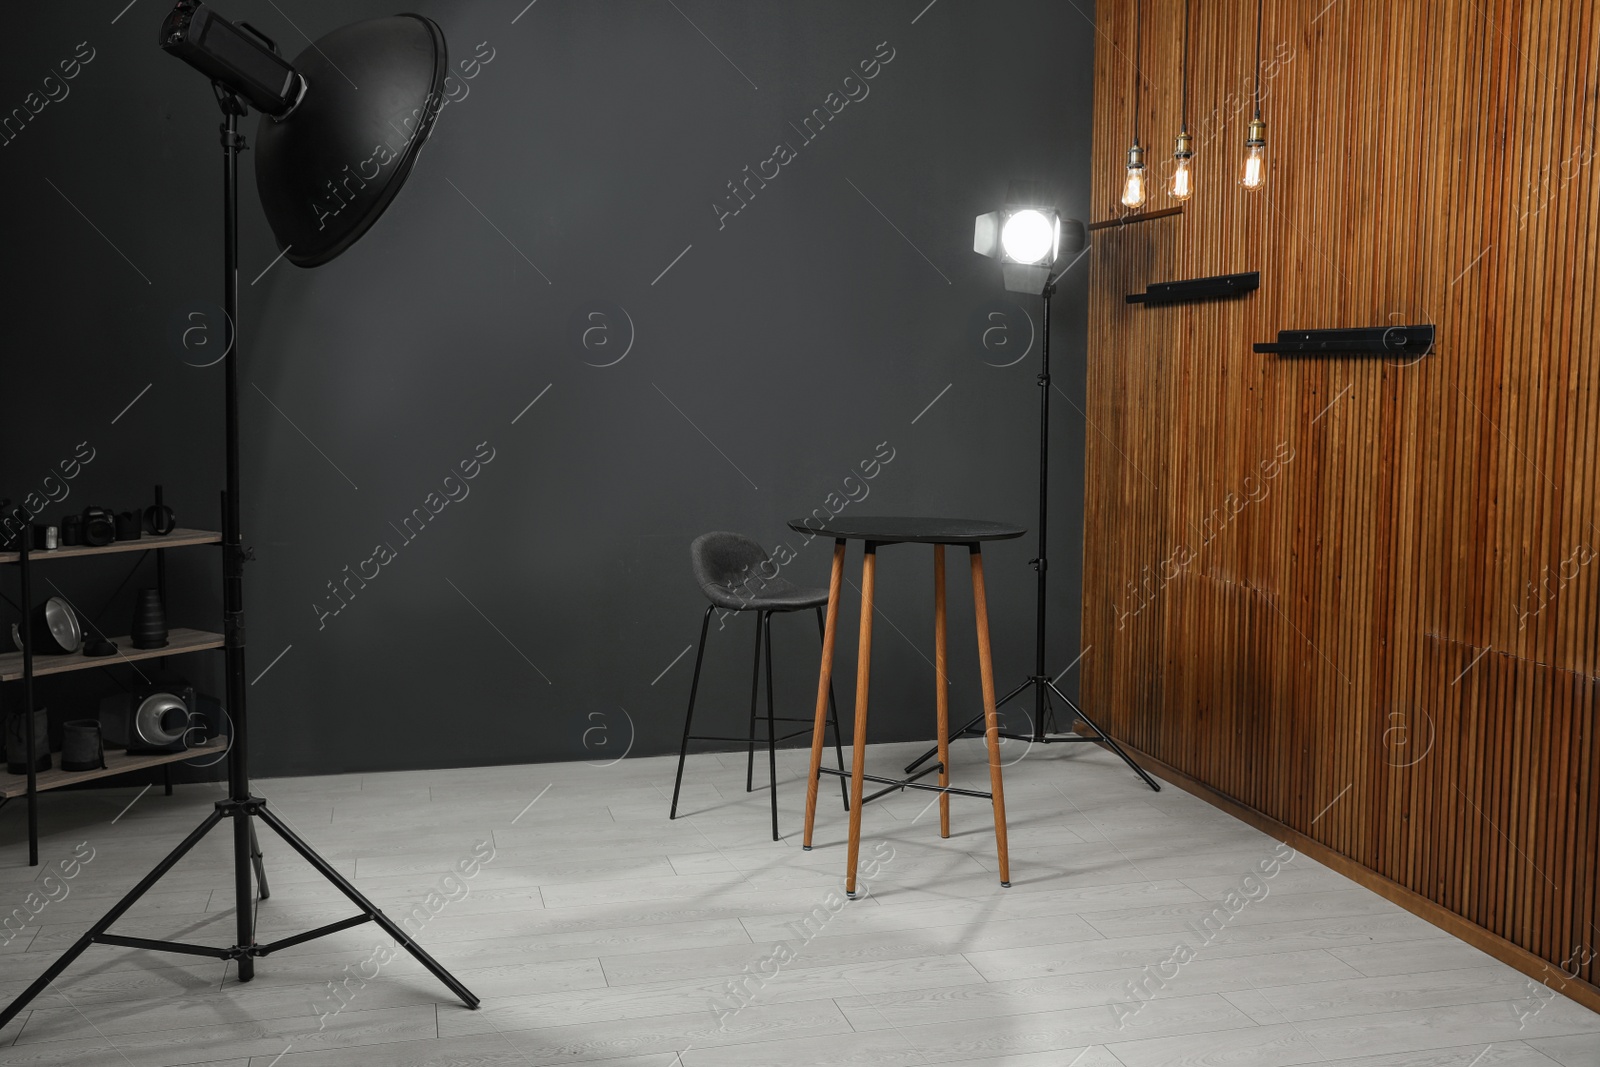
[159, 2, 306, 118]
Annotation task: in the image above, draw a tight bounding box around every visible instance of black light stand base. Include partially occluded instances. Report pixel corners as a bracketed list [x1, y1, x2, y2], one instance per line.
[0, 795, 479, 1029]
[904, 269, 1161, 800]
[903, 675, 1161, 793]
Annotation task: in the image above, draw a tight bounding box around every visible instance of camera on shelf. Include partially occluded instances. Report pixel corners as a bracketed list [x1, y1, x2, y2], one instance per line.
[80, 506, 116, 547]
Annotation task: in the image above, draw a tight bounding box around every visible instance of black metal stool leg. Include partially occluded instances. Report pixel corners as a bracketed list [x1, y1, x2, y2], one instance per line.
[816, 606, 849, 811]
[746, 610, 765, 792]
[763, 612, 779, 840]
[670, 607, 714, 820]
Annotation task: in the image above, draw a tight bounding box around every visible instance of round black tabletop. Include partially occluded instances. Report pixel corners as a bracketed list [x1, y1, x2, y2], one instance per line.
[786, 515, 1026, 545]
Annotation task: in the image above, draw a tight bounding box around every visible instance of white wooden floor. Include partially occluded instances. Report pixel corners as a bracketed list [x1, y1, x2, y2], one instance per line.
[1, 738, 1597, 1067]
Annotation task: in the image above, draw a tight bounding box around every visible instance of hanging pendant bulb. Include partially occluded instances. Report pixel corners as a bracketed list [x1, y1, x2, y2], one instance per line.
[1241, 116, 1267, 190]
[1122, 142, 1148, 208]
[1241, 0, 1267, 191]
[1170, 0, 1193, 201]
[1171, 130, 1194, 200]
[1120, 0, 1146, 211]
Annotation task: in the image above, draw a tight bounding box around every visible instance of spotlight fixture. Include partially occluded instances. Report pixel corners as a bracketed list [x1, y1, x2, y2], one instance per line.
[973, 192, 1079, 294]
[160, 3, 305, 117]
[1242, 0, 1268, 190]
[1121, 0, 1147, 209]
[1170, 0, 1193, 201]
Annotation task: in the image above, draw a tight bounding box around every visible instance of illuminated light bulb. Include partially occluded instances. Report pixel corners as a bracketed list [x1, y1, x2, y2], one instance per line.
[1000, 208, 1056, 265]
[1121, 142, 1147, 209]
[1241, 117, 1267, 190]
[1171, 159, 1192, 199]
[1170, 130, 1194, 201]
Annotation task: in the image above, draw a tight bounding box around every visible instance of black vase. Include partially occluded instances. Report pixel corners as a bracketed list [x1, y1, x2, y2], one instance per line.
[60, 720, 104, 772]
[4, 708, 50, 775]
[131, 589, 168, 650]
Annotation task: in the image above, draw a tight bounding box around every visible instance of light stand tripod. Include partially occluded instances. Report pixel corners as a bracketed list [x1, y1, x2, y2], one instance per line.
[905, 274, 1160, 791]
[0, 90, 477, 1031]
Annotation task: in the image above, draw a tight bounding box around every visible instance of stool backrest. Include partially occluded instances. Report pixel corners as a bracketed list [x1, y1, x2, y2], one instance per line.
[690, 531, 772, 606]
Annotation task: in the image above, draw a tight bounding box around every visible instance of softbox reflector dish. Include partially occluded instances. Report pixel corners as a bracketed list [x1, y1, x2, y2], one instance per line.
[255, 14, 447, 268]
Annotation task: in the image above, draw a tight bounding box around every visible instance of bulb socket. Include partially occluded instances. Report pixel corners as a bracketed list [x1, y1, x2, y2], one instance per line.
[1126, 142, 1146, 168]
[1174, 130, 1193, 159]
[1246, 117, 1267, 147]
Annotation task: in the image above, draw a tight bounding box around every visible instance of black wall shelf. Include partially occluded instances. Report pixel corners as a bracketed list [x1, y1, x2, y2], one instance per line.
[1127, 271, 1259, 306]
[1254, 325, 1435, 356]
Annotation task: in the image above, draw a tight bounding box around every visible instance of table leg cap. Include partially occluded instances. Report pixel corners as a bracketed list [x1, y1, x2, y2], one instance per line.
[846, 891, 860, 900]
[1001, 881, 1012, 888]
[802, 845, 812, 851]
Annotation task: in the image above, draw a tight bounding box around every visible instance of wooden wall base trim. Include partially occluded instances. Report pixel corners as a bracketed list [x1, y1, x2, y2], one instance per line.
[1079, 728, 1600, 1016]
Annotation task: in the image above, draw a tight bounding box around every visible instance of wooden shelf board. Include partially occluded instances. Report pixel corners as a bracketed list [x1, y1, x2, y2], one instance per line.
[1088, 205, 1184, 231]
[0, 528, 220, 565]
[0, 627, 223, 682]
[0, 736, 227, 799]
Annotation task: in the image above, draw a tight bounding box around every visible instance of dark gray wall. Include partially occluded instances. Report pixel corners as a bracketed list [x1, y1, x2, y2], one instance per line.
[0, 1, 1095, 777]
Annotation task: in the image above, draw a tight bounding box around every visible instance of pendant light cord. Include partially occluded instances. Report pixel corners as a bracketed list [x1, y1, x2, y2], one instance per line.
[1133, 0, 1142, 144]
[1180, 0, 1189, 133]
[1253, 0, 1264, 120]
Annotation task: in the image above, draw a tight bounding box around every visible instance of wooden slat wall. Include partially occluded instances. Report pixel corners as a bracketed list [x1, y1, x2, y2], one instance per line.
[1082, 0, 1600, 999]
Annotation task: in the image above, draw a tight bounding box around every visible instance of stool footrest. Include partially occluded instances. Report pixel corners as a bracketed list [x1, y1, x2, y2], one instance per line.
[688, 728, 816, 745]
[818, 765, 992, 803]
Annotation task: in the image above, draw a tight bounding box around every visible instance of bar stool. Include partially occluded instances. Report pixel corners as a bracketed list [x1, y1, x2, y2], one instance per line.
[669, 532, 849, 840]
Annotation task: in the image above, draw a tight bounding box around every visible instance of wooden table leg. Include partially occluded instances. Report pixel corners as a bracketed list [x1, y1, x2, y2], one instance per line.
[803, 540, 847, 850]
[845, 544, 876, 897]
[934, 544, 950, 839]
[969, 546, 1011, 887]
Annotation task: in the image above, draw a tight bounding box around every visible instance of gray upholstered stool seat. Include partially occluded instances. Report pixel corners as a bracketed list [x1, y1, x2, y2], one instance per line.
[671, 532, 848, 839]
[690, 532, 829, 611]
[697, 578, 829, 613]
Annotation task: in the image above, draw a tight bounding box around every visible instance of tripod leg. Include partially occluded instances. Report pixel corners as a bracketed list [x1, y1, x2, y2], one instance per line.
[803, 541, 846, 850]
[253, 805, 480, 1009]
[903, 676, 1032, 775]
[816, 607, 848, 812]
[1046, 680, 1161, 792]
[0, 806, 227, 1029]
[249, 821, 270, 901]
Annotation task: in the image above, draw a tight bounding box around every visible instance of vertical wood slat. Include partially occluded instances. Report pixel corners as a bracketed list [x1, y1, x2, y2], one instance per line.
[1082, 0, 1600, 1000]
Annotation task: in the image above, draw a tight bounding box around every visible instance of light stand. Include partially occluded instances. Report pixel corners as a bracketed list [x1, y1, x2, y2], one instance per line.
[904, 199, 1160, 791]
[0, 7, 476, 1029]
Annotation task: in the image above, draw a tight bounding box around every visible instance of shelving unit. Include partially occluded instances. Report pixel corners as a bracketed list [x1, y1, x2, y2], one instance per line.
[2, 521, 225, 865]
